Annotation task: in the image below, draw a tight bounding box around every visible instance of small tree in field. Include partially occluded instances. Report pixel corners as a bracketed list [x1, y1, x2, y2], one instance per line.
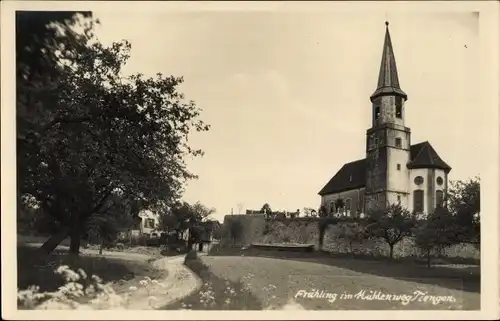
[337, 222, 369, 254]
[414, 206, 456, 268]
[365, 203, 417, 259]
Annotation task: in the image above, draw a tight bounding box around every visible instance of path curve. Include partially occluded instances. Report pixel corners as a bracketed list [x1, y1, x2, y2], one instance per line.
[124, 255, 203, 310]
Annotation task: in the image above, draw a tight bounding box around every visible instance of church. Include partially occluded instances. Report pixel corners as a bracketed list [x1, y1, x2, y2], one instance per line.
[318, 22, 451, 218]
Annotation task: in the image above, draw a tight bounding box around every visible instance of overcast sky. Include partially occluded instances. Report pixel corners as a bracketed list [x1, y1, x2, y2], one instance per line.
[92, 10, 483, 221]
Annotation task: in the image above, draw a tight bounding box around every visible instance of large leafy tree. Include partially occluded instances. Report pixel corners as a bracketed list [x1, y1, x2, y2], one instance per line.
[17, 12, 210, 255]
[447, 177, 480, 245]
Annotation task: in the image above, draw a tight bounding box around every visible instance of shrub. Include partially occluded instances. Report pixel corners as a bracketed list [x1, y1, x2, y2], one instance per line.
[184, 250, 198, 263]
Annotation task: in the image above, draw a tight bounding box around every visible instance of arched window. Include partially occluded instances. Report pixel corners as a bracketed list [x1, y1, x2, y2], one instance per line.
[395, 97, 403, 119]
[413, 190, 424, 213]
[436, 190, 444, 208]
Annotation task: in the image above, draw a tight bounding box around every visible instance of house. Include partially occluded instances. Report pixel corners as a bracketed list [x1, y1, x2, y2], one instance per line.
[318, 22, 451, 218]
[119, 209, 161, 240]
[137, 209, 160, 235]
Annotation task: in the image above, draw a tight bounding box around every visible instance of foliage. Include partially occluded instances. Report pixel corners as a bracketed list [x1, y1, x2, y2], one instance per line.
[365, 203, 417, 259]
[447, 177, 480, 245]
[318, 205, 327, 218]
[260, 203, 272, 215]
[159, 201, 215, 246]
[85, 195, 137, 253]
[212, 225, 223, 240]
[17, 12, 209, 254]
[303, 207, 315, 217]
[334, 198, 345, 210]
[414, 206, 457, 267]
[337, 222, 369, 254]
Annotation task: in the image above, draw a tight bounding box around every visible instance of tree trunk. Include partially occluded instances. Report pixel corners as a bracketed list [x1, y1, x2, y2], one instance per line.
[69, 221, 83, 255]
[38, 228, 69, 254]
[389, 244, 394, 259]
[426, 249, 431, 268]
[99, 238, 103, 255]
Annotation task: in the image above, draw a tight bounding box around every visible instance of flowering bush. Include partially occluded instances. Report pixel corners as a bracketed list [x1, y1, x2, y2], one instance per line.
[18, 265, 167, 310]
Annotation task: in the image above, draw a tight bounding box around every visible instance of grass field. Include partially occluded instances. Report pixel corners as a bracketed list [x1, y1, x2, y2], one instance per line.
[173, 249, 480, 310]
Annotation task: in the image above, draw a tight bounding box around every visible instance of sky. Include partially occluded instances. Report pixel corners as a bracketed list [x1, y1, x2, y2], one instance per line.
[91, 10, 483, 222]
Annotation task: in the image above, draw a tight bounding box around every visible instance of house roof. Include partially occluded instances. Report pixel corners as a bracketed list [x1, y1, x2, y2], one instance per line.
[370, 22, 408, 102]
[318, 141, 451, 195]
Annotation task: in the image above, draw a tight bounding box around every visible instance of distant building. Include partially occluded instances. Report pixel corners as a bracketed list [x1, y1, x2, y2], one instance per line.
[119, 210, 160, 240]
[318, 22, 451, 218]
[137, 209, 160, 234]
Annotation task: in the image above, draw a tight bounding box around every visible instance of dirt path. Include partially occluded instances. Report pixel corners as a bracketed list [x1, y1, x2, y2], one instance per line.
[123, 255, 203, 309]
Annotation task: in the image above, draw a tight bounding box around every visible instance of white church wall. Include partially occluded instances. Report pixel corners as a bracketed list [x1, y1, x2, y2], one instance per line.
[386, 192, 409, 209]
[408, 168, 449, 217]
[409, 168, 428, 216]
[387, 147, 410, 190]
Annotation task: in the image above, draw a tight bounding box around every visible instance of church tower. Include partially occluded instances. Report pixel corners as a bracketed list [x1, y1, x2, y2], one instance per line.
[365, 22, 411, 211]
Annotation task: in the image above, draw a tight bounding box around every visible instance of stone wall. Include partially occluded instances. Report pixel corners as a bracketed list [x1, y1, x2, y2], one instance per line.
[220, 215, 480, 260]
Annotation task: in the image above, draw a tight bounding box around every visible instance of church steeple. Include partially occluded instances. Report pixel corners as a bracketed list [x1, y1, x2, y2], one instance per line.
[370, 21, 407, 102]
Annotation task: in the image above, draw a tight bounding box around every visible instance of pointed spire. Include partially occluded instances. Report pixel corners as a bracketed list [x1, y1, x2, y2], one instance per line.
[370, 21, 407, 102]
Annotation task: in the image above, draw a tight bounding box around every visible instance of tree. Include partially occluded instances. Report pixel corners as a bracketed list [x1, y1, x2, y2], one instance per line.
[337, 222, 369, 254]
[158, 201, 215, 250]
[334, 198, 345, 213]
[17, 12, 210, 255]
[447, 177, 480, 245]
[303, 207, 315, 217]
[365, 203, 417, 259]
[188, 202, 215, 249]
[261, 203, 272, 216]
[414, 206, 456, 268]
[85, 193, 138, 253]
[318, 205, 328, 218]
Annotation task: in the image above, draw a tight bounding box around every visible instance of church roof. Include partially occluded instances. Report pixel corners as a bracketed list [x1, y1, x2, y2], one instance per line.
[370, 22, 408, 102]
[318, 141, 451, 196]
[407, 141, 452, 172]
